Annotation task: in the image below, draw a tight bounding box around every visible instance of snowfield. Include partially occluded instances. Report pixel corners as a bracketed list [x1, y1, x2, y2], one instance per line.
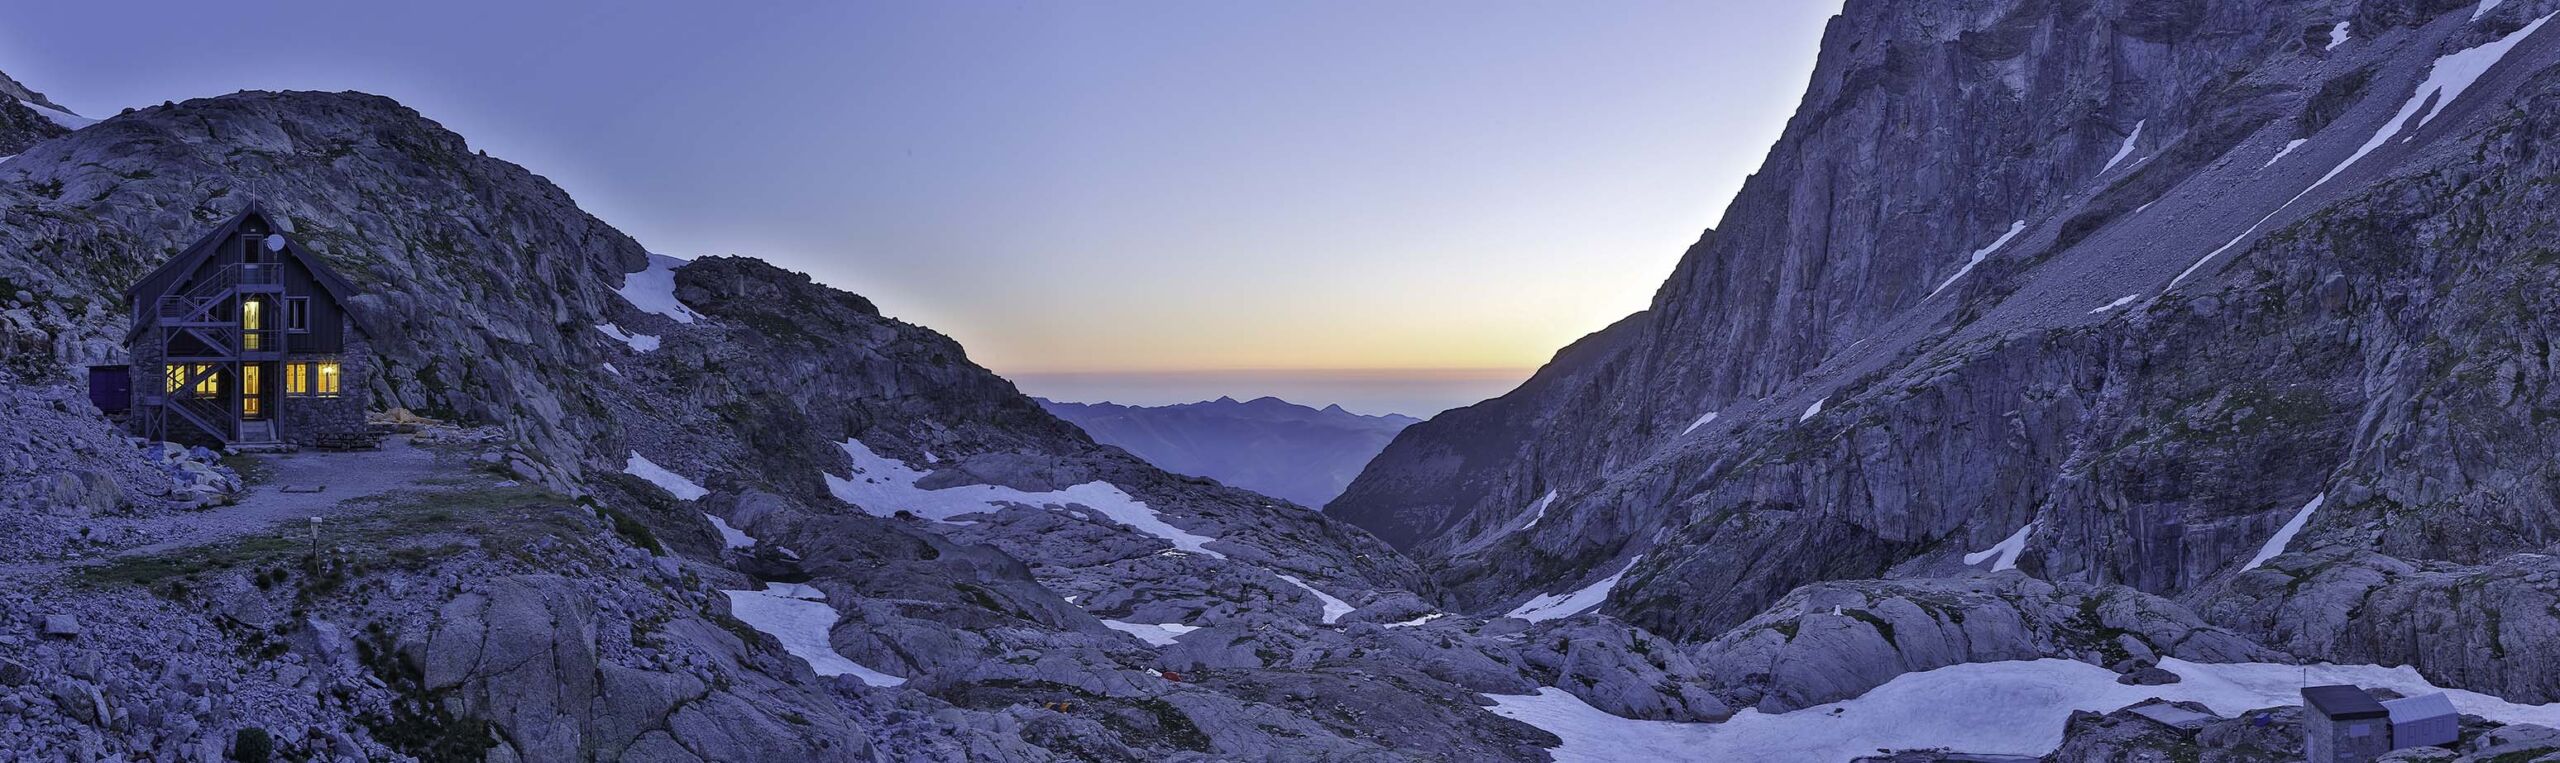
[2262, 138, 2308, 168]
[2088, 294, 2141, 314]
[616, 253, 706, 324]
[595, 322, 661, 352]
[1101, 620, 1200, 646]
[2242, 493, 2325, 572]
[1963, 521, 2035, 573]
[1277, 573, 1354, 624]
[1507, 555, 1642, 622]
[721, 584, 907, 687]
[2102, 120, 2144, 174]
[1518, 490, 1559, 530]
[1927, 220, 2027, 297]
[19, 99, 93, 130]
[623, 452, 708, 501]
[1488, 657, 2560, 762]
[704, 512, 756, 549]
[823, 438, 1226, 557]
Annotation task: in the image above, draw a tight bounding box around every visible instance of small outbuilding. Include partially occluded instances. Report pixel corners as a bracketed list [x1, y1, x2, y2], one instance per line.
[2303, 684, 2391, 762]
[2383, 692, 2460, 750]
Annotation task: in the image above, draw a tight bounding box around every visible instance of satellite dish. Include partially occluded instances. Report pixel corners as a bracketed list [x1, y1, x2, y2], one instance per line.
[264, 234, 286, 252]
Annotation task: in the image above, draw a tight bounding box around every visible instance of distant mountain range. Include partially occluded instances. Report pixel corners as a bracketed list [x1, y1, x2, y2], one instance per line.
[1039, 396, 1420, 507]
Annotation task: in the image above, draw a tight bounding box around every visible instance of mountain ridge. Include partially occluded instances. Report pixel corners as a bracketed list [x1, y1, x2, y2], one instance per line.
[1039, 395, 1418, 506]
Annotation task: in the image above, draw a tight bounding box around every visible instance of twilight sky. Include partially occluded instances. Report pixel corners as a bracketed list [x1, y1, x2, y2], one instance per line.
[0, 1, 1839, 415]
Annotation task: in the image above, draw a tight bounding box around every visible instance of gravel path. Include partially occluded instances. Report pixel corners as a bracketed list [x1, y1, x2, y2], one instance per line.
[0, 439, 458, 581]
[119, 438, 449, 556]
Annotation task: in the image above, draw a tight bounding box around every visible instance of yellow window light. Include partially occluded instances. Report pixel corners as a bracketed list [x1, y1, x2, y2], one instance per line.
[242, 299, 263, 351]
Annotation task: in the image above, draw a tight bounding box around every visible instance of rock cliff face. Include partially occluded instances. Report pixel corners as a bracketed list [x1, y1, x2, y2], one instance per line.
[1038, 396, 1420, 507]
[1335, 0, 2560, 707]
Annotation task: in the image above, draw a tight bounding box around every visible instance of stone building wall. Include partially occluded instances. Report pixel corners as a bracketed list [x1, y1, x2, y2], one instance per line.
[280, 315, 374, 447]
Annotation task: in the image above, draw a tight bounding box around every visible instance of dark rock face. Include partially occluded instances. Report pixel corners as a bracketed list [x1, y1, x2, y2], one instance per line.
[1331, 0, 2560, 707]
[1039, 396, 1419, 507]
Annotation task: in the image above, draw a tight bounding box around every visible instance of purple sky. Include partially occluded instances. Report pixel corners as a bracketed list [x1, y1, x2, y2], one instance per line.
[0, 1, 1840, 416]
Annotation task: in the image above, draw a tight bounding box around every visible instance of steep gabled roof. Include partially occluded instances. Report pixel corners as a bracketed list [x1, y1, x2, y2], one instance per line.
[125, 203, 371, 342]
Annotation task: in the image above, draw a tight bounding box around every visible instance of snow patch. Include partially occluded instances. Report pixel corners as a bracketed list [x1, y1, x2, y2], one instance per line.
[602, 363, 620, 376]
[1519, 490, 1560, 530]
[704, 513, 756, 549]
[1963, 521, 2036, 572]
[623, 452, 708, 501]
[2089, 294, 2142, 314]
[1277, 574, 1354, 624]
[1486, 657, 2560, 762]
[20, 100, 93, 130]
[2328, 21, 2352, 50]
[1101, 620, 1200, 646]
[823, 438, 1225, 558]
[615, 253, 705, 324]
[1799, 397, 1828, 422]
[2242, 493, 2325, 571]
[1928, 220, 2028, 297]
[1507, 555, 1642, 622]
[2102, 120, 2145, 174]
[722, 585, 906, 686]
[1681, 411, 1720, 436]
[2477, 0, 2507, 21]
[1386, 613, 1445, 628]
[595, 323, 661, 352]
[2262, 138, 2308, 169]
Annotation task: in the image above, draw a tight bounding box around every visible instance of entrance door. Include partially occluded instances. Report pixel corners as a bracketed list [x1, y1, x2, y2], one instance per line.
[241, 363, 266, 421]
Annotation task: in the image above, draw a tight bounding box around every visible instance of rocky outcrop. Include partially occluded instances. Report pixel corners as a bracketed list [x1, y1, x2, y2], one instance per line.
[1697, 576, 2273, 712]
[2202, 545, 2560, 703]
[408, 575, 867, 761]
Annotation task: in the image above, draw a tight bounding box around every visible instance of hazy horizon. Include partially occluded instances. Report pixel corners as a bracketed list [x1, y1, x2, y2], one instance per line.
[1013, 367, 1530, 419]
[1, 1, 1840, 411]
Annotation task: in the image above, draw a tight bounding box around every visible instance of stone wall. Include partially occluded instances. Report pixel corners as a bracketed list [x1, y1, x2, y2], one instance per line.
[279, 315, 373, 447]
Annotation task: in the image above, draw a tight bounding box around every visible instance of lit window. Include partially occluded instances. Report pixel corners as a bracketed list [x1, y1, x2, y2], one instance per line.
[167, 364, 219, 396]
[241, 299, 264, 351]
[316, 361, 341, 396]
[285, 363, 310, 395]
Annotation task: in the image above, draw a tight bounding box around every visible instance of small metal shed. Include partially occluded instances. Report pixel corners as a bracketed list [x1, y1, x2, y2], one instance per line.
[2384, 692, 2460, 750]
[2304, 685, 2391, 762]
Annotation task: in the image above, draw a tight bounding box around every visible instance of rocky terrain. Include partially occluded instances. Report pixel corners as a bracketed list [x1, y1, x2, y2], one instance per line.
[10, 0, 2560, 759]
[0, 65, 1715, 761]
[1038, 396, 1420, 507]
[1337, 0, 2560, 727]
